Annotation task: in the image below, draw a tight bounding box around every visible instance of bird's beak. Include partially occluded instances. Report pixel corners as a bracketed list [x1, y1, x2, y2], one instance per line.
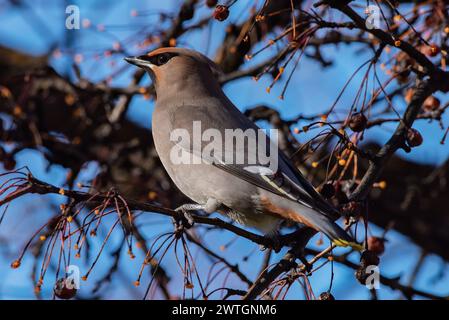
[124, 56, 152, 69]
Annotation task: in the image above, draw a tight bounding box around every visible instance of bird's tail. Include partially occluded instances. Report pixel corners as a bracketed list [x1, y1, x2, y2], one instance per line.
[293, 205, 363, 251]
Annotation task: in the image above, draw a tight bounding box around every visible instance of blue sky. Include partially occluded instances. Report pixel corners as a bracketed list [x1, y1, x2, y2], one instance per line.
[0, 0, 448, 299]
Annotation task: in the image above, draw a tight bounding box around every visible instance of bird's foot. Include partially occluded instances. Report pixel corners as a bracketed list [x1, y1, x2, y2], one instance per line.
[260, 231, 282, 253]
[298, 253, 312, 274]
[175, 203, 204, 228]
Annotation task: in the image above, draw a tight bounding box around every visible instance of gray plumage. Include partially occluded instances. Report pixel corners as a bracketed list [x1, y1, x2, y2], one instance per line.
[125, 47, 361, 249]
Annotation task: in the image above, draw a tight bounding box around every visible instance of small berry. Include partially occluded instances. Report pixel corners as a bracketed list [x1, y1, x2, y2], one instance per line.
[406, 128, 423, 147]
[82, 19, 91, 28]
[13, 105, 23, 117]
[377, 181, 387, 190]
[213, 5, 229, 21]
[64, 94, 75, 106]
[11, 260, 21, 269]
[426, 44, 440, 57]
[423, 96, 441, 111]
[355, 267, 369, 285]
[348, 113, 367, 132]
[367, 237, 385, 255]
[319, 292, 335, 300]
[169, 38, 177, 47]
[54, 278, 77, 299]
[148, 191, 157, 200]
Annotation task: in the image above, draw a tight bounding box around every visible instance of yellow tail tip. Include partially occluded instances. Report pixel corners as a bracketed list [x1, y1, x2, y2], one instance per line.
[332, 239, 364, 251]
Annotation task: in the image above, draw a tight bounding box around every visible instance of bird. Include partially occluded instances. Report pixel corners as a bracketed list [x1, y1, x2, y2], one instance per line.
[125, 47, 362, 250]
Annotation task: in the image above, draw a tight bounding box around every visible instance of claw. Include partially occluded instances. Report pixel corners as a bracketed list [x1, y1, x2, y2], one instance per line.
[175, 203, 204, 228]
[260, 231, 282, 253]
[182, 210, 195, 227]
[298, 253, 312, 273]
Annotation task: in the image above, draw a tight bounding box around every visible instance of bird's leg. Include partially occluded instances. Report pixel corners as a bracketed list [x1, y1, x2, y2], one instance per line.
[203, 198, 221, 214]
[261, 230, 282, 253]
[298, 250, 312, 273]
[175, 204, 203, 227]
[175, 198, 222, 227]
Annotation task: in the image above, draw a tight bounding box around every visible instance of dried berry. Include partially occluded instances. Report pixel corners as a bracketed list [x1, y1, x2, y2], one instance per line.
[423, 96, 441, 111]
[406, 128, 423, 147]
[54, 278, 77, 299]
[367, 236, 385, 255]
[11, 260, 21, 269]
[360, 250, 380, 266]
[355, 267, 369, 285]
[206, 0, 218, 8]
[348, 113, 367, 132]
[213, 5, 229, 21]
[319, 292, 335, 300]
[320, 183, 335, 199]
[426, 44, 440, 57]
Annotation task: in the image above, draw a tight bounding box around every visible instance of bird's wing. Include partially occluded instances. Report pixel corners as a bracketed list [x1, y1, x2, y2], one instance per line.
[169, 103, 338, 218]
[277, 151, 340, 218]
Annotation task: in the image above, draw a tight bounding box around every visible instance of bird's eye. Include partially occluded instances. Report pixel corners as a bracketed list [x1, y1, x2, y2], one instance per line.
[151, 53, 176, 66]
[157, 54, 169, 65]
[137, 52, 177, 67]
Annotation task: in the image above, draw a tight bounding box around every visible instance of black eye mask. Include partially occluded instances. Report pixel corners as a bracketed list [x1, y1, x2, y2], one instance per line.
[137, 52, 178, 66]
